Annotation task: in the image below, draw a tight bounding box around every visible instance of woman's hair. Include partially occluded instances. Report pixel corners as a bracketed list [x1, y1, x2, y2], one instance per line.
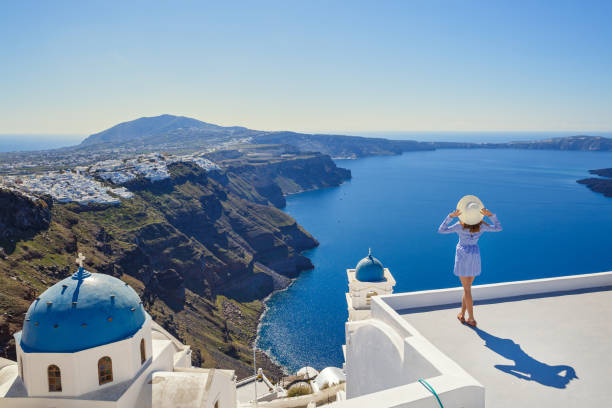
[462, 221, 489, 233]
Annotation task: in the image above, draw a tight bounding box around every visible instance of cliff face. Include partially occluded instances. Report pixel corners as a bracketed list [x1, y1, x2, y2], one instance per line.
[253, 132, 434, 158]
[431, 136, 612, 151]
[0, 189, 52, 253]
[220, 154, 352, 207]
[0, 155, 350, 379]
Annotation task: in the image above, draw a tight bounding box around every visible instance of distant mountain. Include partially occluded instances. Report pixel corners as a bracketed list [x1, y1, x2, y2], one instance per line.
[77, 114, 612, 157]
[78, 114, 435, 157]
[80, 114, 260, 149]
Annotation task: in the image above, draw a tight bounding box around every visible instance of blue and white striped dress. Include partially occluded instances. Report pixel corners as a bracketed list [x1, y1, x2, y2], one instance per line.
[438, 214, 502, 277]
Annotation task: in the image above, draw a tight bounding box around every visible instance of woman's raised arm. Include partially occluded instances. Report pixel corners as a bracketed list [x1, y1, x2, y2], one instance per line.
[481, 213, 502, 232]
[438, 211, 461, 234]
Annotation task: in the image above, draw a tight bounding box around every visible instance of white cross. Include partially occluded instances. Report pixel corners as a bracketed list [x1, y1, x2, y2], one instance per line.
[76, 252, 86, 268]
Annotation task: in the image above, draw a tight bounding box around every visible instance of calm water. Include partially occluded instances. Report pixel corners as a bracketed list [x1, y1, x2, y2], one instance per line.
[257, 149, 612, 372]
[0, 134, 83, 152]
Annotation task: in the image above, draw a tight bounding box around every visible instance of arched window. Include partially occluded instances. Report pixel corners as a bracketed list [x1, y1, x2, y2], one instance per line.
[98, 357, 113, 385]
[140, 339, 146, 364]
[366, 291, 378, 305]
[47, 365, 62, 392]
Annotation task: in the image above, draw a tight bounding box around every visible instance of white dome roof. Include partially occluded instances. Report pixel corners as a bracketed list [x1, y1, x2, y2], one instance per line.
[296, 366, 319, 379]
[314, 367, 345, 389]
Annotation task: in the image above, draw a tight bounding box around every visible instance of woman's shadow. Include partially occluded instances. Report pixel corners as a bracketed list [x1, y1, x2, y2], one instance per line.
[470, 326, 578, 389]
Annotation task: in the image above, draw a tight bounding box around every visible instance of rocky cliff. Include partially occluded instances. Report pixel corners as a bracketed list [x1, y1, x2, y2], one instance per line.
[0, 154, 350, 380]
[431, 135, 612, 151]
[253, 132, 434, 158]
[577, 168, 612, 197]
[217, 153, 352, 208]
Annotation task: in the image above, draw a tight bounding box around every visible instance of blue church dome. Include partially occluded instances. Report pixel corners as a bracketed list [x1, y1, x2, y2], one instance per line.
[19, 267, 148, 353]
[355, 249, 386, 282]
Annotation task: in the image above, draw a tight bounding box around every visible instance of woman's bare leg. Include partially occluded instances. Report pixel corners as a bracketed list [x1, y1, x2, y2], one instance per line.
[458, 291, 467, 321]
[460, 276, 476, 322]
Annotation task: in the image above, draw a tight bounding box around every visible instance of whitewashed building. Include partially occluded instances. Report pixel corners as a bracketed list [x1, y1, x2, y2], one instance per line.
[0, 255, 237, 408]
[345, 249, 395, 322]
[2, 250, 611, 407]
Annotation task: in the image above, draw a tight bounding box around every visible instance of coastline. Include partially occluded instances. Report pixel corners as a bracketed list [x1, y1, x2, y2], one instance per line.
[253, 180, 350, 376]
[255, 274, 299, 376]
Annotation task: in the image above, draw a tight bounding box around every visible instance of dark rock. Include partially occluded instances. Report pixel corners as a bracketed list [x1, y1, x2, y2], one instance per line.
[577, 177, 612, 197]
[0, 189, 52, 253]
[589, 168, 612, 178]
[154, 268, 186, 310]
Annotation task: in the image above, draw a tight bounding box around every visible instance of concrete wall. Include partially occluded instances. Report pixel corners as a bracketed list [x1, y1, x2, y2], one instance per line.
[253, 384, 344, 408]
[342, 281, 485, 407]
[0, 397, 115, 408]
[329, 380, 483, 408]
[339, 271, 612, 408]
[345, 320, 404, 398]
[202, 370, 236, 408]
[344, 318, 441, 399]
[380, 271, 612, 312]
[152, 368, 237, 408]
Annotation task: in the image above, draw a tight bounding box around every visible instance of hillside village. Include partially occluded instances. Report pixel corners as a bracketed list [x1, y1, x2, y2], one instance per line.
[0, 152, 220, 205]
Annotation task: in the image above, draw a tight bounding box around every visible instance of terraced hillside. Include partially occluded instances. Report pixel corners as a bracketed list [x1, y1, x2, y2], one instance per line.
[0, 153, 351, 380]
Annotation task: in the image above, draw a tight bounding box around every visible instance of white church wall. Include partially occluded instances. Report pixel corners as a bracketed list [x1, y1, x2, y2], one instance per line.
[346, 268, 395, 310]
[72, 320, 151, 396]
[117, 340, 175, 408]
[16, 343, 79, 397]
[172, 349, 191, 368]
[17, 318, 152, 398]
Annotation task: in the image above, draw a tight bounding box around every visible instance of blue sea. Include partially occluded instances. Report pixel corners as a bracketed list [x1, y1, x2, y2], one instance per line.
[257, 148, 612, 372]
[0, 134, 83, 152]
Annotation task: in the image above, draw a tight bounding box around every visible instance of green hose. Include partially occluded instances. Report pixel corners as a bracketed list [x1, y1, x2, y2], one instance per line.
[418, 379, 444, 408]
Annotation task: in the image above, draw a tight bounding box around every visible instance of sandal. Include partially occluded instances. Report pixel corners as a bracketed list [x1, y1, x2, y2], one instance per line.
[466, 319, 477, 327]
[457, 314, 466, 324]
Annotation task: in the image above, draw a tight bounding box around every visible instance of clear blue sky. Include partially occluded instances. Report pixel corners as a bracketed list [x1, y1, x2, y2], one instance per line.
[1, 0, 611, 135]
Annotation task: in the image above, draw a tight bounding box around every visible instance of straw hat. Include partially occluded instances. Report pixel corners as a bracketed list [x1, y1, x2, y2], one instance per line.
[457, 195, 484, 225]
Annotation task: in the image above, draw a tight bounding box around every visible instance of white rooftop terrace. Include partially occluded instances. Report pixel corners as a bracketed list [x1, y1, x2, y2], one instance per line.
[347, 271, 612, 408]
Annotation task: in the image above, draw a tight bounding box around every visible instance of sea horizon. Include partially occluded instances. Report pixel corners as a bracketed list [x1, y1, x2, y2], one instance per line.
[2, 130, 612, 153]
[0, 134, 85, 153]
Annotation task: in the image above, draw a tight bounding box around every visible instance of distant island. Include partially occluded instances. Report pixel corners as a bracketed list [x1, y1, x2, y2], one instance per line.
[2, 114, 612, 175]
[578, 168, 612, 197]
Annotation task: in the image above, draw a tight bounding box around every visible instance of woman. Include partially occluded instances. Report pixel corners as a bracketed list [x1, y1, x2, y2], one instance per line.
[438, 195, 502, 327]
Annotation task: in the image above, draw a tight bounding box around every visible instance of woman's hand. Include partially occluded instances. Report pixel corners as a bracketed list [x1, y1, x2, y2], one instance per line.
[481, 208, 493, 217]
[449, 209, 461, 218]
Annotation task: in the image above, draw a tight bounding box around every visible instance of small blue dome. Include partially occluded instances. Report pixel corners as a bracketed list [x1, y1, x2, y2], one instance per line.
[19, 268, 147, 353]
[355, 250, 385, 282]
